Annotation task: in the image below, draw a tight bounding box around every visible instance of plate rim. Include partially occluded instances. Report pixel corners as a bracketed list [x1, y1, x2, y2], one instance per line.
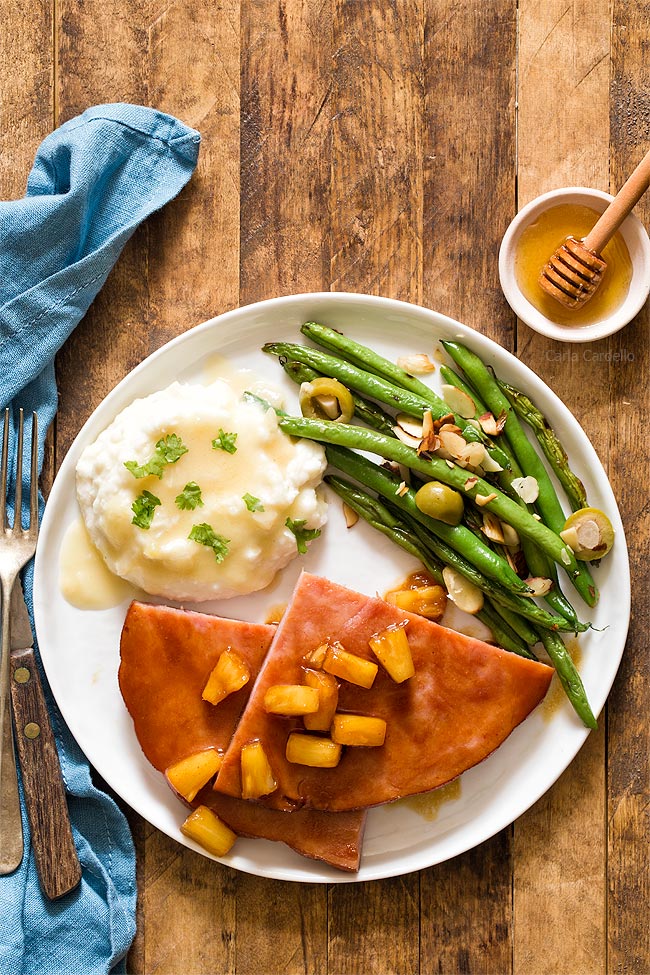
[34, 291, 631, 883]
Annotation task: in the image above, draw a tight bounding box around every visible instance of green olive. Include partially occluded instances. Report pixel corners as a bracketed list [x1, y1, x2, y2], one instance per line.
[299, 377, 355, 423]
[559, 507, 614, 561]
[414, 481, 464, 526]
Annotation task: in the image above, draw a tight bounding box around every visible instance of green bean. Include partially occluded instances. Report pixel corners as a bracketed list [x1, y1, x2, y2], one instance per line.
[498, 379, 588, 512]
[274, 411, 581, 578]
[487, 600, 539, 648]
[400, 505, 587, 634]
[321, 445, 530, 594]
[325, 475, 532, 658]
[298, 323, 510, 467]
[441, 340, 598, 607]
[479, 600, 536, 658]
[535, 628, 597, 729]
[280, 359, 397, 436]
[264, 341, 434, 419]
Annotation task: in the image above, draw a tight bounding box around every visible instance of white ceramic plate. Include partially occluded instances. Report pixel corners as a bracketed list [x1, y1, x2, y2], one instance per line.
[34, 292, 630, 883]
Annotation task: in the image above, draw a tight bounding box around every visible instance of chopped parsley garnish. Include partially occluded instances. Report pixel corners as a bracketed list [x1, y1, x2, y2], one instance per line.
[131, 490, 161, 529]
[124, 433, 189, 479]
[175, 481, 204, 511]
[188, 523, 230, 563]
[211, 429, 238, 454]
[243, 493, 264, 512]
[285, 517, 321, 555]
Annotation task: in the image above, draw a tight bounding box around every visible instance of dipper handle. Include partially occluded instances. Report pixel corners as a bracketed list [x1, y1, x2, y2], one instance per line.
[584, 148, 650, 254]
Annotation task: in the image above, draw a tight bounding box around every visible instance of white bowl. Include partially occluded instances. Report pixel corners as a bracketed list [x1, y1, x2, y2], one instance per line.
[499, 187, 650, 342]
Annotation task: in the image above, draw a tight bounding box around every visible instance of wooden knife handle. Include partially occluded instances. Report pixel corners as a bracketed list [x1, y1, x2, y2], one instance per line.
[10, 647, 82, 900]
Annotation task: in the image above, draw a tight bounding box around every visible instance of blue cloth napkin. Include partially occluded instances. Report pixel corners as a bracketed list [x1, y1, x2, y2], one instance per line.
[0, 104, 200, 975]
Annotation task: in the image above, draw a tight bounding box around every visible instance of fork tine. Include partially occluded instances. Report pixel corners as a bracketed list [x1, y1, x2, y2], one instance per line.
[14, 409, 24, 531]
[0, 408, 8, 531]
[30, 413, 39, 532]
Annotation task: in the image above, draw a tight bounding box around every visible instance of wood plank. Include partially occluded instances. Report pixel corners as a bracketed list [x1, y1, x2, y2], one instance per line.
[607, 5, 650, 971]
[234, 2, 332, 971]
[327, 2, 423, 971]
[0, 0, 55, 487]
[514, 3, 610, 973]
[0, 0, 53, 200]
[330, 0, 423, 303]
[53, 3, 242, 973]
[240, 0, 332, 302]
[420, 3, 517, 971]
[422, 0, 516, 344]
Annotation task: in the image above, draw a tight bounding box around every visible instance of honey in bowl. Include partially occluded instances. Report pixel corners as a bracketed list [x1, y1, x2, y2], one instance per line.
[515, 203, 632, 327]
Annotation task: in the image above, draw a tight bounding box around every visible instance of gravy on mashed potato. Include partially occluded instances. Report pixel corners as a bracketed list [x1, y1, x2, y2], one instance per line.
[75, 379, 328, 602]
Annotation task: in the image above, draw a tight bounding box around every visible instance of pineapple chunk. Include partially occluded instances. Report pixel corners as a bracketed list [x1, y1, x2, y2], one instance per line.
[331, 713, 387, 747]
[285, 732, 342, 768]
[180, 805, 237, 857]
[368, 622, 415, 683]
[322, 641, 378, 688]
[263, 684, 320, 716]
[202, 647, 250, 705]
[303, 669, 339, 731]
[240, 740, 277, 799]
[165, 748, 223, 802]
[384, 585, 447, 621]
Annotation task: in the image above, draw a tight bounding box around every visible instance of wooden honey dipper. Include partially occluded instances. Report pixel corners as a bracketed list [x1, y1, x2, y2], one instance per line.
[539, 148, 650, 308]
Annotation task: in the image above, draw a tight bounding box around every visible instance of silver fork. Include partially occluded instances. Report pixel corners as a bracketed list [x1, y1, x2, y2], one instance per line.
[0, 407, 38, 873]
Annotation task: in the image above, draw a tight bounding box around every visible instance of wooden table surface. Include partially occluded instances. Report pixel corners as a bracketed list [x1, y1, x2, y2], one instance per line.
[3, 2, 649, 973]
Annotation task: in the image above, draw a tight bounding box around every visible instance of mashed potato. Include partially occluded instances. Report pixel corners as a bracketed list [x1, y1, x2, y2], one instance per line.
[76, 379, 328, 601]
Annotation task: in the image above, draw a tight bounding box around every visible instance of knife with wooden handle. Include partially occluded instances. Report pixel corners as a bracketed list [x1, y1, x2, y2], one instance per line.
[9, 578, 82, 900]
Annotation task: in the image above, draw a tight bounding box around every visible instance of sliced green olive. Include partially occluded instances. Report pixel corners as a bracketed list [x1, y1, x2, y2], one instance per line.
[559, 507, 614, 561]
[299, 378, 355, 423]
[414, 480, 464, 526]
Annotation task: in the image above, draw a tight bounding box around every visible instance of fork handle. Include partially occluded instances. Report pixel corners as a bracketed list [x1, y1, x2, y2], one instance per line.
[10, 647, 81, 899]
[0, 588, 23, 874]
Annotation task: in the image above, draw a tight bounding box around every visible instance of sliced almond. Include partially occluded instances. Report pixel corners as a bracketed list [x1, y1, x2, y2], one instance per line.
[442, 566, 484, 615]
[523, 576, 553, 597]
[482, 512, 505, 543]
[501, 523, 520, 548]
[393, 425, 422, 449]
[481, 452, 504, 473]
[441, 384, 476, 419]
[342, 503, 359, 528]
[396, 353, 435, 375]
[457, 442, 487, 468]
[464, 476, 479, 490]
[395, 413, 424, 438]
[438, 430, 468, 461]
[475, 492, 498, 506]
[478, 412, 499, 436]
[396, 481, 409, 497]
[511, 476, 539, 503]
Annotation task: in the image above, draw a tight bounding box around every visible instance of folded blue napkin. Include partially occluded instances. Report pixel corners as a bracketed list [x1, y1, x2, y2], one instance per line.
[0, 104, 200, 975]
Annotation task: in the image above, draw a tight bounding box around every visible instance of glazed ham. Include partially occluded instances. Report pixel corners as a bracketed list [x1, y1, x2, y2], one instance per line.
[119, 601, 366, 871]
[214, 573, 554, 812]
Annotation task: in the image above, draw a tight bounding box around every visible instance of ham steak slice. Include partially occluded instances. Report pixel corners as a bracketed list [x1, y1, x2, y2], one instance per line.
[119, 600, 365, 871]
[214, 573, 554, 812]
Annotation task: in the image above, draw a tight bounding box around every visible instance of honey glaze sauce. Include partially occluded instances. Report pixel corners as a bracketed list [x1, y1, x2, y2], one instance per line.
[59, 517, 138, 610]
[515, 203, 632, 326]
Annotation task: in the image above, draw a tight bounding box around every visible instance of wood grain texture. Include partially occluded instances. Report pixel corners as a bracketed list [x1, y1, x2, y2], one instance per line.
[607, 5, 650, 972]
[515, 3, 610, 974]
[327, 4, 422, 972]
[2, 1, 644, 972]
[420, 5, 516, 972]
[10, 647, 81, 900]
